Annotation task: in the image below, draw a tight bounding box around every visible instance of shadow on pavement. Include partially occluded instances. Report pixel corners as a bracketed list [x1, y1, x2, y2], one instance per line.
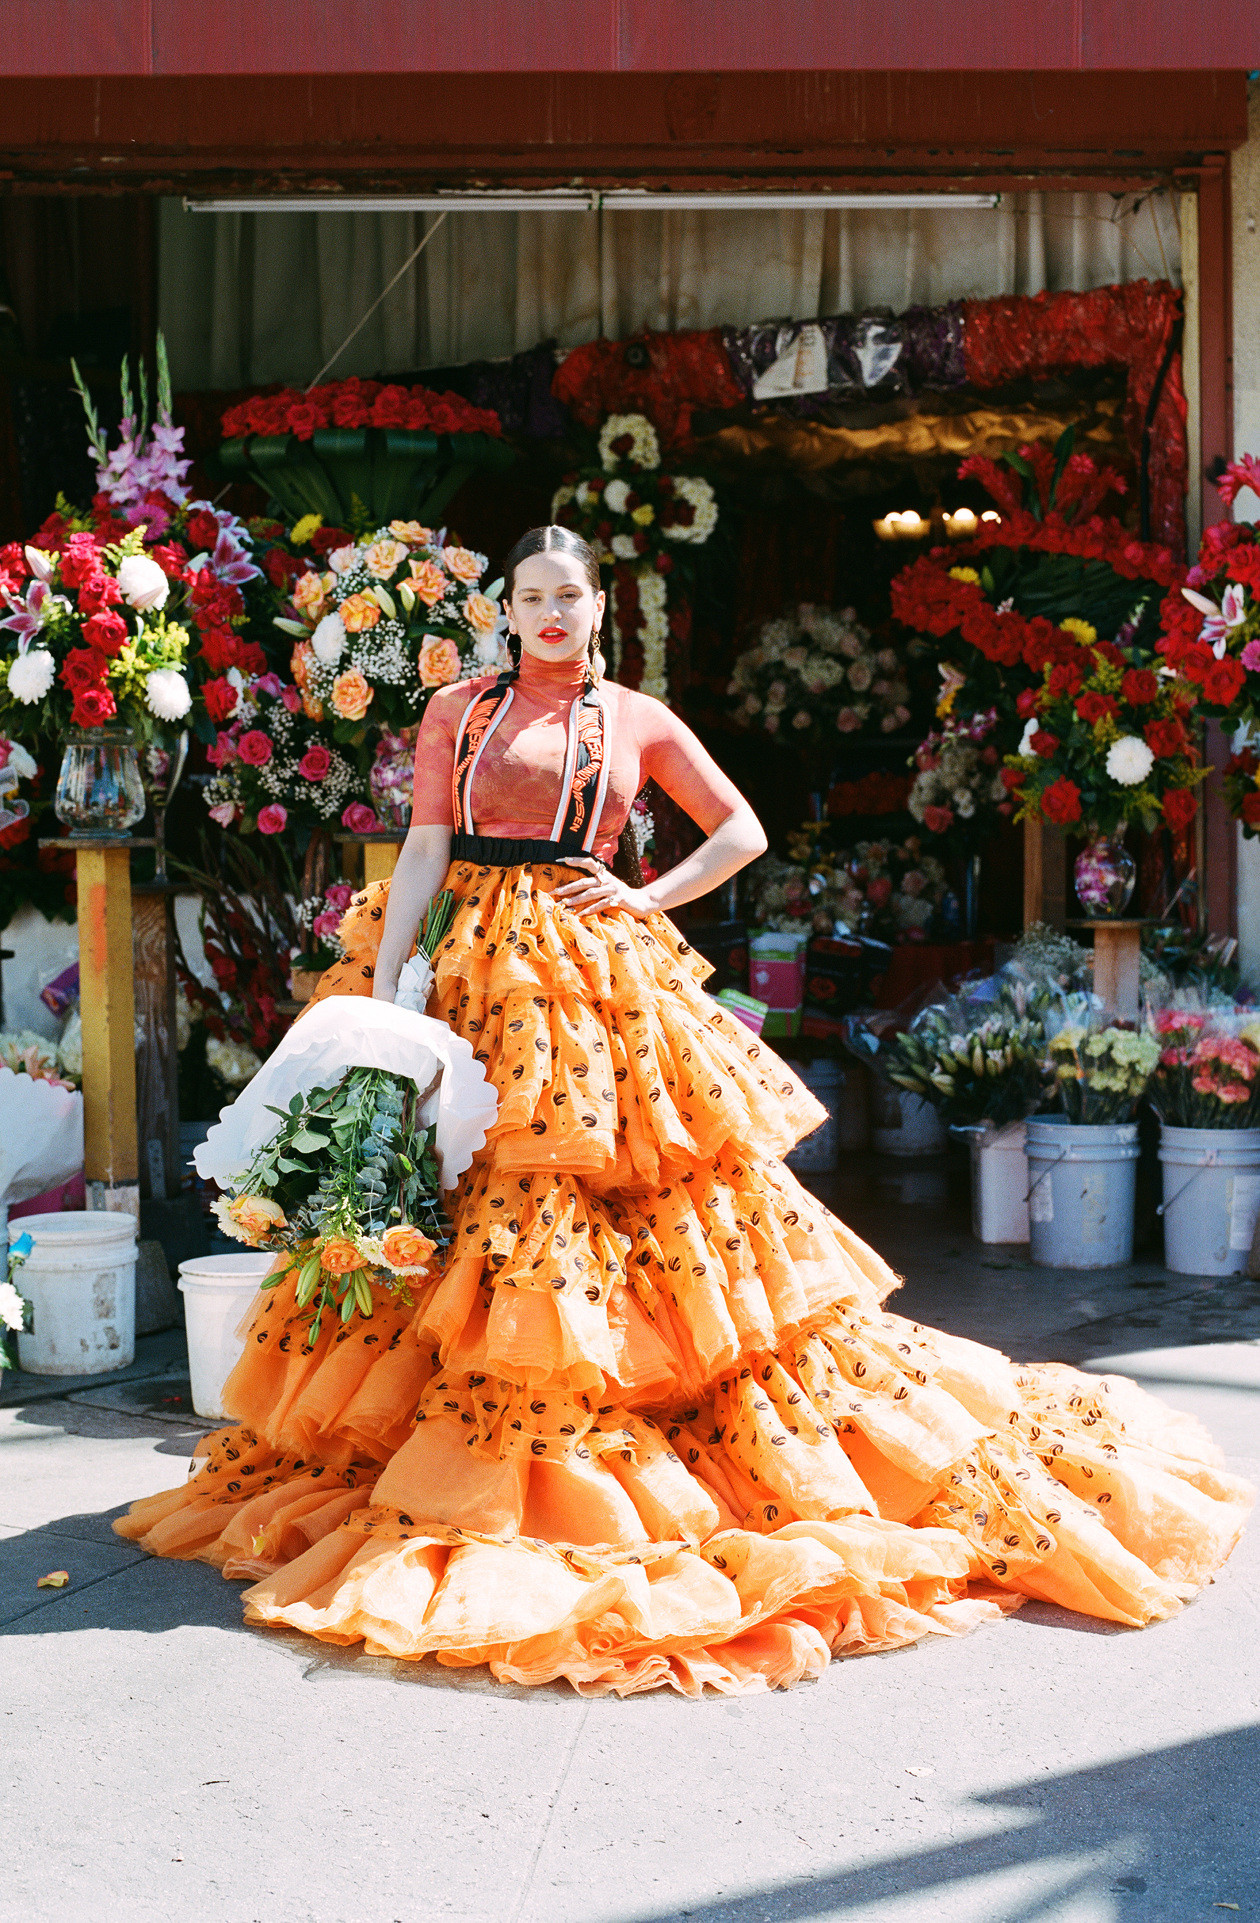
[617, 1724, 1259, 1923]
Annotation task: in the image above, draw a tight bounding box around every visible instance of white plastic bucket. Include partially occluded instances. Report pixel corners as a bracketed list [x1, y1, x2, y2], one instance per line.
[871, 1083, 947, 1157]
[1157, 1125, 1260, 1276]
[178, 1253, 276, 1419]
[14, 1210, 137, 1376]
[1025, 1116, 1139, 1269]
[968, 1121, 1030, 1244]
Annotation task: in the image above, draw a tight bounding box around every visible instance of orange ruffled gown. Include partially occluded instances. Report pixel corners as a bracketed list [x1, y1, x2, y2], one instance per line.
[117, 861, 1253, 1695]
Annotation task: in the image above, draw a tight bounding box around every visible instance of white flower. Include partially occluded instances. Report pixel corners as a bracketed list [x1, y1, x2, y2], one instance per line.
[599, 412, 660, 472]
[205, 1034, 263, 1088]
[57, 1010, 82, 1083]
[1017, 718, 1039, 757]
[550, 484, 576, 517]
[662, 474, 718, 544]
[610, 534, 639, 561]
[23, 547, 55, 584]
[4, 741, 36, 780]
[311, 612, 347, 664]
[604, 479, 631, 515]
[473, 632, 505, 666]
[145, 669, 192, 721]
[7, 649, 55, 704]
[1106, 735, 1155, 786]
[117, 554, 169, 611]
[0, 1279, 26, 1332]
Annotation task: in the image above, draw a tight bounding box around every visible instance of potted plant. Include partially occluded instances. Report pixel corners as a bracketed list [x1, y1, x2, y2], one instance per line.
[1026, 1013, 1160, 1268]
[1148, 1005, 1260, 1275]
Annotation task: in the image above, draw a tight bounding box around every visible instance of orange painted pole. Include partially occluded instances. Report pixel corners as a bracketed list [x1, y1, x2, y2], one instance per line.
[75, 842, 139, 1212]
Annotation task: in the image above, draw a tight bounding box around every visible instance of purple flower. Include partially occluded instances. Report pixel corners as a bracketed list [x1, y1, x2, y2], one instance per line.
[0, 579, 50, 646]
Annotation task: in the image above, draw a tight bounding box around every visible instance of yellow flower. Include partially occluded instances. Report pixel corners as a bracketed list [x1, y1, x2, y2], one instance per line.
[1060, 618, 1097, 646]
[631, 503, 655, 526]
[949, 567, 980, 585]
[320, 1238, 361, 1276]
[463, 592, 499, 635]
[290, 513, 324, 548]
[339, 592, 380, 632]
[222, 1194, 287, 1246]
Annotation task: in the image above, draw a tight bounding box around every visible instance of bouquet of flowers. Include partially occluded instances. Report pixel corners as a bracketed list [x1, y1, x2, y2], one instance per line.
[890, 432, 1188, 834]
[1002, 625, 1202, 837]
[1147, 1005, 1260, 1128]
[0, 1234, 33, 1374]
[291, 881, 356, 974]
[750, 830, 949, 944]
[203, 520, 507, 833]
[214, 1066, 445, 1341]
[884, 982, 1054, 1128]
[1046, 1016, 1160, 1123]
[825, 770, 913, 820]
[907, 708, 1012, 842]
[729, 603, 912, 758]
[0, 1028, 79, 1091]
[553, 413, 718, 702]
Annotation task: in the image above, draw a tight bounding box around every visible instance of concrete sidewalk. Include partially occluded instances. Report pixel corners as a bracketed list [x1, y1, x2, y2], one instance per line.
[3, 1161, 1257, 1923]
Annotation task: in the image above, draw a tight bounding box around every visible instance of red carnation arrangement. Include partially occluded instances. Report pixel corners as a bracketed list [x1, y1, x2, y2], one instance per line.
[221, 377, 503, 444]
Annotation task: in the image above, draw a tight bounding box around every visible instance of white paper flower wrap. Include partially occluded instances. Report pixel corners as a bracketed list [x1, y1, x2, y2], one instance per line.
[195, 999, 497, 1193]
[0, 1065, 84, 1206]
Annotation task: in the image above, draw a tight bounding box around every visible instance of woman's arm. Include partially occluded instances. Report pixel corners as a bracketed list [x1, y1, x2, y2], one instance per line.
[371, 824, 453, 1002]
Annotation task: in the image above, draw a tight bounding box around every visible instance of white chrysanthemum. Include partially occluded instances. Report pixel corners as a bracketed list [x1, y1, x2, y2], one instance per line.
[311, 612, 347, 664]
[610, 534, 638, 561]
[603, 479, 631, 515]
[662, 475, 718, 545]
[117, 554, 170, 611]
[7, 650, 54, 704]
[1106, 735, 1155, 786]
[145, 668, 192, 721]
[598, 412, 660, 473]
[0, 1279, 26, 1331]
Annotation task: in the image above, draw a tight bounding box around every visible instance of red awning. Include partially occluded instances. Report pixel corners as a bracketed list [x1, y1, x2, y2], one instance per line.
[0, 0, 1257, 76]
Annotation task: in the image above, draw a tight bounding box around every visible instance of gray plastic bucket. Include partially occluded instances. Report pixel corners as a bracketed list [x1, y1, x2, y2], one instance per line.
[785, 1059, 870, 1172]
[1157, 1125, 1260, 1276]
[1025, 1115, 1139, 1269]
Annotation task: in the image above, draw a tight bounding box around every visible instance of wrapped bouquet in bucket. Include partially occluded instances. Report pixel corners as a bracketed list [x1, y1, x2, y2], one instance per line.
[1147, 1000, 1260, 1277]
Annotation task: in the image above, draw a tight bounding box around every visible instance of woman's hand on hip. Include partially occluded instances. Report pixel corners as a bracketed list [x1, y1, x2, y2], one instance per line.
[553, 858, 655, 920]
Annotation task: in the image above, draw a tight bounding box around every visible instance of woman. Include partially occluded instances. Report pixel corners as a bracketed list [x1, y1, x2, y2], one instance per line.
[119, 527, 1251, 1696]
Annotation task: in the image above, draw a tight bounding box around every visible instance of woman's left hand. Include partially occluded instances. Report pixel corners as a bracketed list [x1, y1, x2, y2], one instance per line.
[553, 858, 656, 920]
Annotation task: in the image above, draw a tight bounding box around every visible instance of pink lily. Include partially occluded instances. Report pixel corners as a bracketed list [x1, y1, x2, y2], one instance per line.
[0, 579, 50, 648]
[1183, 581, 1248, 657]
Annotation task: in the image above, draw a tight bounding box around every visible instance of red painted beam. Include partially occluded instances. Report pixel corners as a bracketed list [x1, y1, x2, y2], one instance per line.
[0, 1, 1258, 76]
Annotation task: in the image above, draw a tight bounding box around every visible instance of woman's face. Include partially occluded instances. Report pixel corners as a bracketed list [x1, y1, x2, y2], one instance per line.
[507, 550, 605, 668]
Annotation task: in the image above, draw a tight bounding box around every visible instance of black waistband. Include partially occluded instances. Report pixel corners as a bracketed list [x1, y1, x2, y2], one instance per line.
[449, 833, 603, 868]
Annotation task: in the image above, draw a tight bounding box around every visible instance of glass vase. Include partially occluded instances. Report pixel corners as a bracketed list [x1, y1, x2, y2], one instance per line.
[54, 727, 146, 835]
[368, 726, 418, 830]
[1073, 830, 1136, 919]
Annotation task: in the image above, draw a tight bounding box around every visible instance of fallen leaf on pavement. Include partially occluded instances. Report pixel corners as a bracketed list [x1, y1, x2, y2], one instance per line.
[36, 1571, 69, 1588]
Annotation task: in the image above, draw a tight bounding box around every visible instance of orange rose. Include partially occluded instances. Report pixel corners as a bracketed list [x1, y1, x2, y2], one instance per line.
[229, 1195, 286, 1244]
[302, 692, 325, 721]
[390, 520, 433, 546]
[364, 538, 409, 579]
[339, 592, 380, 632]
[443, 545, 482, 585]
[291, 641, 313, 690]
[381, 1225, 436, 1270]
[320, 1238, 362, 1275]
[331, 667, 373, 720]
[292, 570, 331, 617]
[407, 559, 448, 607]
[418, 637, 462, 687]
[463, 592, 499, 635]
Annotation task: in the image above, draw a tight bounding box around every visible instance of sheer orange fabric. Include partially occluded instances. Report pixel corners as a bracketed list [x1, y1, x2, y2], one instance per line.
[117, 863, 1253, 1695]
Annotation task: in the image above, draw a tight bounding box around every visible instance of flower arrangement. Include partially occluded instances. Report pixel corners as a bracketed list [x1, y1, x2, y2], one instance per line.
[1148, 1006, 1260, 1128]
[885, 989, 1053, 1128]
[203, 519, 507, 833]
[628, 791, 658, 884]
[1001, 626, 1201, 837]
[220, 378, 502, 445]
[291, 881, 356, 973]
[214, 1066, 445, 1342]
[907, 708, 1012, 842]
[0, 1233, 33, 1373]
[890, 433, 1186, 826]
[0, 1028, 78, 1090]
[1046, 1019, 1160, 1123]
[729, 603, 912, 761]
[552, 412, 718, 703]
[750, 830, 949, 944]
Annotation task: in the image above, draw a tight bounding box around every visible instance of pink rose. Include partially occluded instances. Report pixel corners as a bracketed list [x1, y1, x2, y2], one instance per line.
[208, 802, 238, 827]
[238, 730, 273, 766]
[255, 672, 283, 696]
[325, 882, 354, 910]
[312, 908, 342, 940]
[341, 802, 378, 834]
[1242, 639, 1260, 673]
[281, 683, 303, 713]
[257, 804, 288, 835]
[298, 744, 331, 781]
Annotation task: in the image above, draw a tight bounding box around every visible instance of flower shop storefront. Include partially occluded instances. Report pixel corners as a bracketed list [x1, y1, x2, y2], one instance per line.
[0, 59, 1250, 1275]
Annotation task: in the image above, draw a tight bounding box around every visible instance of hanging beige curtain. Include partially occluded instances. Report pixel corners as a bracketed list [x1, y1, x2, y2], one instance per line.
[159, 190, 1181, 393]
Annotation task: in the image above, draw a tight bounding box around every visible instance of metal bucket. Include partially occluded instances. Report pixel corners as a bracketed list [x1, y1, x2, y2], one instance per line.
[1025, 1115, 1139, 1269]
[1157, 1125, 1260, 1276]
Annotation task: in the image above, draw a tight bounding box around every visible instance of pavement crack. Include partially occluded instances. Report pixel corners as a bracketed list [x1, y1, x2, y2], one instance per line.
[508, 1701, 591, 1923]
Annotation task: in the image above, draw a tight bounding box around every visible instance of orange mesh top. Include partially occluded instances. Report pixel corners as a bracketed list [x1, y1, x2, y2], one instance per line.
[412, 654, 746, 859]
